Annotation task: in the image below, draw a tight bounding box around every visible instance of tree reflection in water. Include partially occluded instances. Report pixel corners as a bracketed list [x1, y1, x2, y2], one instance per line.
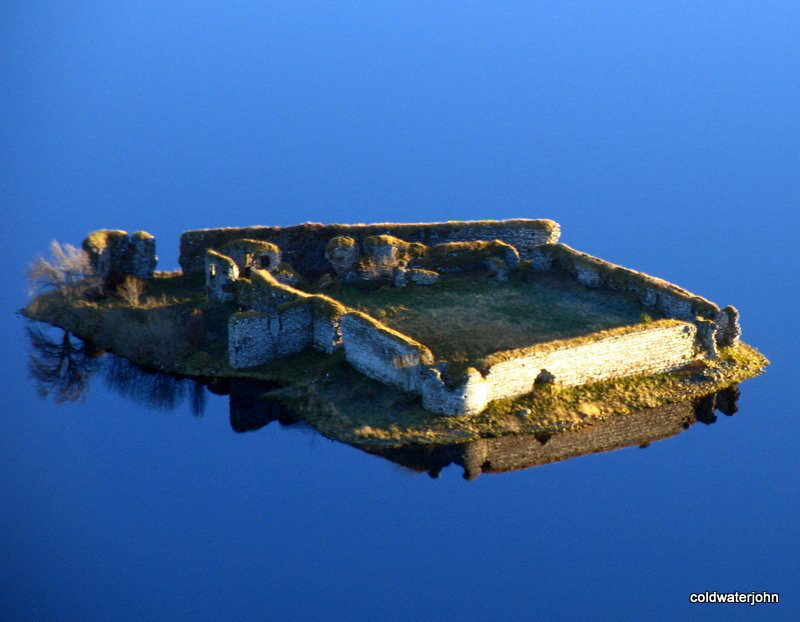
[104, 356, 207, 416]
[27, 325, 101, 403]
[27, 324, 206, 416]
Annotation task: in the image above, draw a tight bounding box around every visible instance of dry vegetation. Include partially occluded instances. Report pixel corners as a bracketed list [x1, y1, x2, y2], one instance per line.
[23, 267, 219, 373]
[26, 241, 100, 300]
[325, 272, 652, 365]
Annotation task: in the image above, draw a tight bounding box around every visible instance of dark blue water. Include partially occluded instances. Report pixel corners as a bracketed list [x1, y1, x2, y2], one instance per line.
[2, 2, 798, 620]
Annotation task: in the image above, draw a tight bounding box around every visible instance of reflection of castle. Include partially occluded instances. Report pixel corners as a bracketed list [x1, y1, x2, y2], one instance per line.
[226, 378, 300, 432]
[361, 386, 740, 479]
[27, 328, 742, 480]
[221, 378, 741, 479]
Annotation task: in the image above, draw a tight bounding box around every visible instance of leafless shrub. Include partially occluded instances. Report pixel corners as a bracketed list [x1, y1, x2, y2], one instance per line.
[27, 241, 100, 300]
[117, 276, 145, 307]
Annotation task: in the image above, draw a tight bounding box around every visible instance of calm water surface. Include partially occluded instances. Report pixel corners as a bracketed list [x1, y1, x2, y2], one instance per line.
[3, 246, 795, 621]
[3, 2, 799, 620]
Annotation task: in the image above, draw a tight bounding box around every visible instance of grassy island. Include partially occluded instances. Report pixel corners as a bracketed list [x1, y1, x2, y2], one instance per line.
[22, 262, 768, 449]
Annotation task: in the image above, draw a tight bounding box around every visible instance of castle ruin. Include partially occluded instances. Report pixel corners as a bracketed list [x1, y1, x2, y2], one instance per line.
[83, 219, 742, 417]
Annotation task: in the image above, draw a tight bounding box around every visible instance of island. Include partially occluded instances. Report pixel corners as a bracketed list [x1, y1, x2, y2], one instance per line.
[22, 219, 768, 448]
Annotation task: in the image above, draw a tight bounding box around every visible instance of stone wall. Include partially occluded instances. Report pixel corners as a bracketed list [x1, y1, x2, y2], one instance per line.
[227, 269, 347, 367]
[180, 219, 560, 278]
[340, 312, 434, 392]
[529, 243, 740, 348]
[419, 320, 697, 416]
[228, 305, 313, 369]
[83, 229, 157, 283]
[223, 254, 703, 413]
[205, 228, 724, 415]
[481, 320, 696, 399]
[205, 250, 239, 303]
[219, 239, 281, 274]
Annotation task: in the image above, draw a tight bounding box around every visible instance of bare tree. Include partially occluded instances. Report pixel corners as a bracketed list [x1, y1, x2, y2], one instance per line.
[27, 240, 99, 300]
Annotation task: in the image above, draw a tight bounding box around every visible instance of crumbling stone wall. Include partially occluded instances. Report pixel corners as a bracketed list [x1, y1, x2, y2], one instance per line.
[331, 315, 696, 416]
[325, 236, 360, 280]
[205, 250, 239, 303]
[218, 247, 704, 410]
[339, 312, 434, 392]
[220, 239, 281, 274]
[420, 240, 520, 273]
[180, 219, 560, 278]
[529, 243, 741, 348]
[198, 225, 728, 415]
[481, 320, 696, 399]
[420, 321, 697, 416]
[83, 229, 157, 284]
[226, 269, 346, 367]
[228, 305, 313, 368]
[326, 234, 521, 285]
[420, 367, 489, 417]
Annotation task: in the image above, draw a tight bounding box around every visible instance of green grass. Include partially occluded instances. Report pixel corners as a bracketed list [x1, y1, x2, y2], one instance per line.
[322, 273, 654, 365]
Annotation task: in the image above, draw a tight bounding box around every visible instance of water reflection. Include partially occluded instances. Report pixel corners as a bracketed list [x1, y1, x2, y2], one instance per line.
[26, 324, 744, 479]
[27, 324, 209, 416]
[104, 356, 208, 416]
[227, 379, 300, 432]
[27, 325, 101, 403]
[365, 385, 740, 480]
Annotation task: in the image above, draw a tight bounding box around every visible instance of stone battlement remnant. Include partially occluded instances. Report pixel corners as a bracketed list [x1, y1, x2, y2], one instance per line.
[179, 219, 561, 278]
[82, 219, 746, 417]
[82, 229, 157, 285]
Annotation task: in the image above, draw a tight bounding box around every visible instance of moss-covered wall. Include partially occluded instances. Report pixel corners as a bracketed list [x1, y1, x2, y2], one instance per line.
[219, 239, 281, 274]
[529, 243, 741, 349]
[482, 320, 697, 401]
[180, 219, 560, 278]
[417, 320, 698, 416]
[83, 229, 157, 283]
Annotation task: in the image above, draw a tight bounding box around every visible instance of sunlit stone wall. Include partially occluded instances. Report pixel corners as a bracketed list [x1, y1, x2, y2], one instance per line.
[528, 243, 741, 349]
[83, 229, 157, 282]
[420, 321, 697, 416]
[339, 312, 433, 393]
[228, 305, 313, 369]
[205, 250, 239, 303]
[180, 219, 561, 278]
